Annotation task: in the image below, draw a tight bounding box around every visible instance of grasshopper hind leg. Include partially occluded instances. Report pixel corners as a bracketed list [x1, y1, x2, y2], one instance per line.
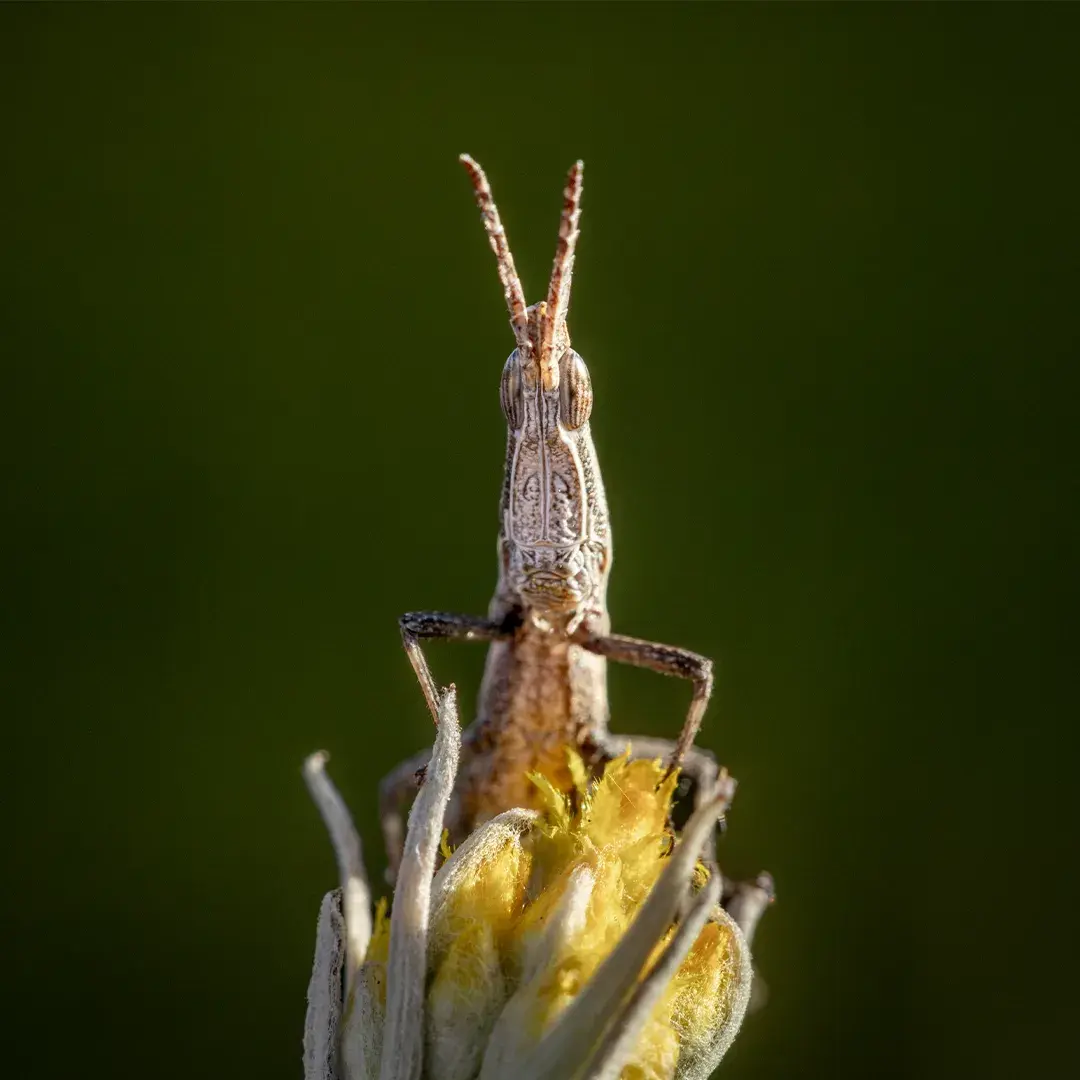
[378, 747, 432, 882]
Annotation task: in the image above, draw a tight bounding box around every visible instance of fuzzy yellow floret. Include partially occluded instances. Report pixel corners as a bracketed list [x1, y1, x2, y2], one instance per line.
[367, 750, 737, 1080]
[510, 752, 702, 1075]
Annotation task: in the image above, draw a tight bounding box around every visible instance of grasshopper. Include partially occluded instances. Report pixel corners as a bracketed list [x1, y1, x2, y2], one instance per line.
[380, 156, 720, 870]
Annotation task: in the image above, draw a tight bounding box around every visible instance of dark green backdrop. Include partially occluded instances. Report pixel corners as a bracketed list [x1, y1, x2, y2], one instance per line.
[3, 6, 1076, 1079]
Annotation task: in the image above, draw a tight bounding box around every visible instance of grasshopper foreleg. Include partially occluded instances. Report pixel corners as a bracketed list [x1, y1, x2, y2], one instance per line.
[399, 610, 511, 722]
[382, 611, 513, 877]
[579, 632, 714, 776]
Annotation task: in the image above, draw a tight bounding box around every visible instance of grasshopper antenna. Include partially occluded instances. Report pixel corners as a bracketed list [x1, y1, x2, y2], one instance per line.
[459, 154, 531, 359]
[538, 160, 584, 390]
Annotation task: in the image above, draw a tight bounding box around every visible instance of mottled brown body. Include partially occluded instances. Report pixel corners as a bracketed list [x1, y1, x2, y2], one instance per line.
[381, 157, 718, 870]
[461, 626, 608, 826]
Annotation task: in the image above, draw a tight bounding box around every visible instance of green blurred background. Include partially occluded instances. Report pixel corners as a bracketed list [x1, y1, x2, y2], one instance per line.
[3, 5, 1077, 1079]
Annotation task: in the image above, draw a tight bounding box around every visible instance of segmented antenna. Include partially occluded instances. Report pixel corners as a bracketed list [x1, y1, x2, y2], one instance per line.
[459, 154, 531, 357]
[539, 160, 585, 388]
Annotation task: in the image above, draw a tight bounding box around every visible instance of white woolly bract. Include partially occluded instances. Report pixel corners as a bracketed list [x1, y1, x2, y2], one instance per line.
[380, 690, 462, 1080]
[342, 956, 386, 1080]
[304, 753, 372, 993]
[305, 889, 348, 1080]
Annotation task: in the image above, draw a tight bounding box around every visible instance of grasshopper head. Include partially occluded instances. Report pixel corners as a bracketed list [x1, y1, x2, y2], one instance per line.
[498, 339, 603, 622]
[459, 154, 611, 627]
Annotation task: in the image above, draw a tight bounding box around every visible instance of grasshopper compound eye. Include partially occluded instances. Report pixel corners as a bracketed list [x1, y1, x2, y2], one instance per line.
[559, 350, 593, 430]
[500, 351, 525, 429]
